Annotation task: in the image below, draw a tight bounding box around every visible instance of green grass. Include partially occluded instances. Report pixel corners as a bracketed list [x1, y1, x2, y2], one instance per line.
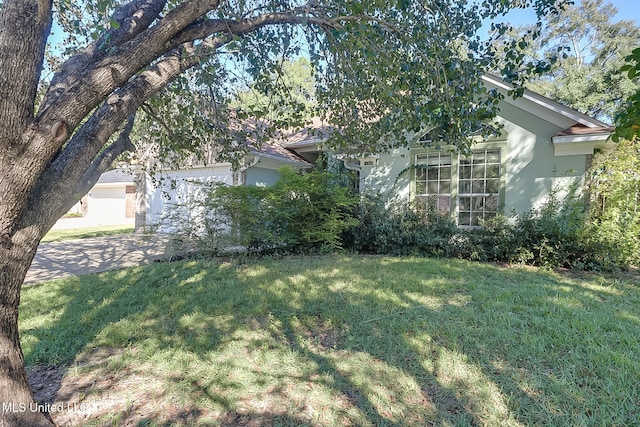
[41, 225, 134, 242]
[19, 256, 640, 426]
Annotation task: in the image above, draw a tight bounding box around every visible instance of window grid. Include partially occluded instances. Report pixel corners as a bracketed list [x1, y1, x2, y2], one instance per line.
[457, 149, 501, 226]
[414, 153, 452, 214]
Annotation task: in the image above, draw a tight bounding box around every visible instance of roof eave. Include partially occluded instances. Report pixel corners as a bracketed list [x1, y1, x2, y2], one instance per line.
[552, 134, 615, 156]
[482, 74, 611, 129]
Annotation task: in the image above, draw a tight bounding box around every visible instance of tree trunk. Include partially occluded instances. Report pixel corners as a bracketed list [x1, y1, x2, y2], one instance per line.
[0, 227, 53, 426]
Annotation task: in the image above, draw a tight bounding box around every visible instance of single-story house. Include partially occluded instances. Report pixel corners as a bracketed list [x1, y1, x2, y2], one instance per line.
[55, 168, 137, 229]
[346, 74, 614, 226]
[78, 74, 612, 231]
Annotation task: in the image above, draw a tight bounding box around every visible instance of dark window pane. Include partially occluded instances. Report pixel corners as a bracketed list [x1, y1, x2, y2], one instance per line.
[437, 196, 451, 212]
[472, 165, 485, 178]
[459, 197, 471, 211]
[486, 195, 499, 212]
[427, 168, 439, 180]
[459, 180, 471, 194]
[459, 212, 471, 226]
[472, 180, 484, 193]
[472, 197, 485, 210]
[486, 179, 499, 194]
[486, 165, 500, 178]
[441, 166, 451, 179]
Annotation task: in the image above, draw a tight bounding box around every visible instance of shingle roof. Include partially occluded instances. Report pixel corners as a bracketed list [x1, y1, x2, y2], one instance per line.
[96, 168, 136, 184]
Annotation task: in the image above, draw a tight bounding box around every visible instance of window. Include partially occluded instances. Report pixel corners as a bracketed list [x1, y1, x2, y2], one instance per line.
[415, 153, 452, 214]
[457, 149, 500, 226]
[414, 148, 501, 226]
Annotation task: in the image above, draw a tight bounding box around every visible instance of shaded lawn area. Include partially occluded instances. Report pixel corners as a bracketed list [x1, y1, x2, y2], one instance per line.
[42, 225, 134, 243]
[19, 255, 640, 426]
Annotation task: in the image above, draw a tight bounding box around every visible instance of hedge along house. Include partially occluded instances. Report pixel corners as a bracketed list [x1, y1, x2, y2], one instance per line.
[309, 74, 614, 227]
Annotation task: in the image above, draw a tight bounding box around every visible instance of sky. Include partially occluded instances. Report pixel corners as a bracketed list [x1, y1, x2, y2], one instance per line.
[497, 0, 640, 28]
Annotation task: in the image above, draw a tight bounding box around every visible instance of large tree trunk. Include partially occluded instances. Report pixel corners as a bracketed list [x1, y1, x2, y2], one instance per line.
[0, 227, 52, 427]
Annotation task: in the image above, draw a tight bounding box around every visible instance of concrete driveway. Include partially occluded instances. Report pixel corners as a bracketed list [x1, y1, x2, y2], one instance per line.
[25, 233, 173, 285]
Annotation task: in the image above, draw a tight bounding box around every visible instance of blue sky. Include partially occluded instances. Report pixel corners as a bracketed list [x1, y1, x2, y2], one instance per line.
[498, 0, 640, 27]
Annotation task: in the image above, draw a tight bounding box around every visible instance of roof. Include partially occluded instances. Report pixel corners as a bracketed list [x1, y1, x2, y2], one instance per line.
[481, 74, 611, 129]
[246, 118, 332, 164]
[554, 123, 615, 137]
[96, 168, 136, 184]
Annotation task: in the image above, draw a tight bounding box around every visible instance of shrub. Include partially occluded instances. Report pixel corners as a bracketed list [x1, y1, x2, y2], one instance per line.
[164, 167, 358, 255]
[345, 189, 633, 270]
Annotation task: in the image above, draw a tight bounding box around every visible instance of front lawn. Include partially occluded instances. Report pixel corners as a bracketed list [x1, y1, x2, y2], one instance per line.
[19, 256, 640, 426]
[42, 225, 134, 242]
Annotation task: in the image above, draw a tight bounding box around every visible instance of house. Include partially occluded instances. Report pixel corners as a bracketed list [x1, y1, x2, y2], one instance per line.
[115, 74, 615, 230]
[356, 74, 613, 226]
[142, 129, 316, 231]
[53, 169, 138, 229]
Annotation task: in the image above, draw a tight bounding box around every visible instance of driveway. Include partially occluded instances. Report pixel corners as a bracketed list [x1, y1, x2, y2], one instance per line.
[25, 233, 173, 285]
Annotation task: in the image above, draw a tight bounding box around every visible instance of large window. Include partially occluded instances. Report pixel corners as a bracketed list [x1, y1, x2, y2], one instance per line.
[414, 148, 501, 226]
[414, 153, 452, 214]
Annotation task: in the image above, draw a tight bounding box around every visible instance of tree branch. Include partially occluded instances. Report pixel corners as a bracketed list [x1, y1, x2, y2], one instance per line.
[37, 0, 221, 127]
[0, 0, 52, 143]
[74, 114, 137, 199]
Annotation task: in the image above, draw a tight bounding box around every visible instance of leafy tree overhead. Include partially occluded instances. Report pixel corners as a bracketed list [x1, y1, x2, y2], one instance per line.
[615, 47, 640, 141]
[0, 0, 563, 425]
[232, 56, 318, 122]
[510, 0, 640, 123]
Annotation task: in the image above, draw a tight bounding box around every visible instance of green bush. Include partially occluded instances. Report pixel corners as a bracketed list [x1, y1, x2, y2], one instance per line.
[164, 167, 358, 255]
[344, 189, 635, 270]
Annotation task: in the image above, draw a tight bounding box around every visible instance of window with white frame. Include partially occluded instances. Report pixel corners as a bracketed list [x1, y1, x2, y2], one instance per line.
[414, 148, 501, 226]
[414, 153, 452, 214]
[457, 149, 501, 226]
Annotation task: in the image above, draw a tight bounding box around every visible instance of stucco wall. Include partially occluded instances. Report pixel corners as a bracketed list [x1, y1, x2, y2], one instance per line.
[360, 148, 412, 201]
[359, 105, 589, 217]
[146, 165, 234, 230]
[498, 104, 586, 214]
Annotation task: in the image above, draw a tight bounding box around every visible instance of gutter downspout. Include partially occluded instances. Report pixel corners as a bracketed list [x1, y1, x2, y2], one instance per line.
[238, 156, 260, 186]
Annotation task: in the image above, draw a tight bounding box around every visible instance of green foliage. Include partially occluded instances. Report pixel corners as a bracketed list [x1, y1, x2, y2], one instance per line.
[231, 57, 318, 124]
[585, 138, 640, 265]
[165, 167, 358, 255]
[49, 0, 568, 167]
[342, 195, 457, 257]
[506, 0, 640, 123]
[505, 189, 590, 268]
[345, 189, 636, 270]
[615, 48, 640, 141]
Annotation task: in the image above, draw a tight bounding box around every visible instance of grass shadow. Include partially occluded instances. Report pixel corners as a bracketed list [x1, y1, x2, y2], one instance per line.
[20, 255, 640, 425]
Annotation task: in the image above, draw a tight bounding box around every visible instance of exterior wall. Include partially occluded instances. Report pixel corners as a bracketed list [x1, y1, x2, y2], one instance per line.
[88, 185, 129, 223]
[146, 165, 234, 230]
[359, 103, 590, 218]
[360, 148, 412, 201]
[498, 104, 587, 214]
[244, 166, 281, 187]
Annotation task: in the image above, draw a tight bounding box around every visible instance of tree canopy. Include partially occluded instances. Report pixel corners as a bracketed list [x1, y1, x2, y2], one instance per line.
[0, 0, 565, 425]
[500, 0, 640, 124]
